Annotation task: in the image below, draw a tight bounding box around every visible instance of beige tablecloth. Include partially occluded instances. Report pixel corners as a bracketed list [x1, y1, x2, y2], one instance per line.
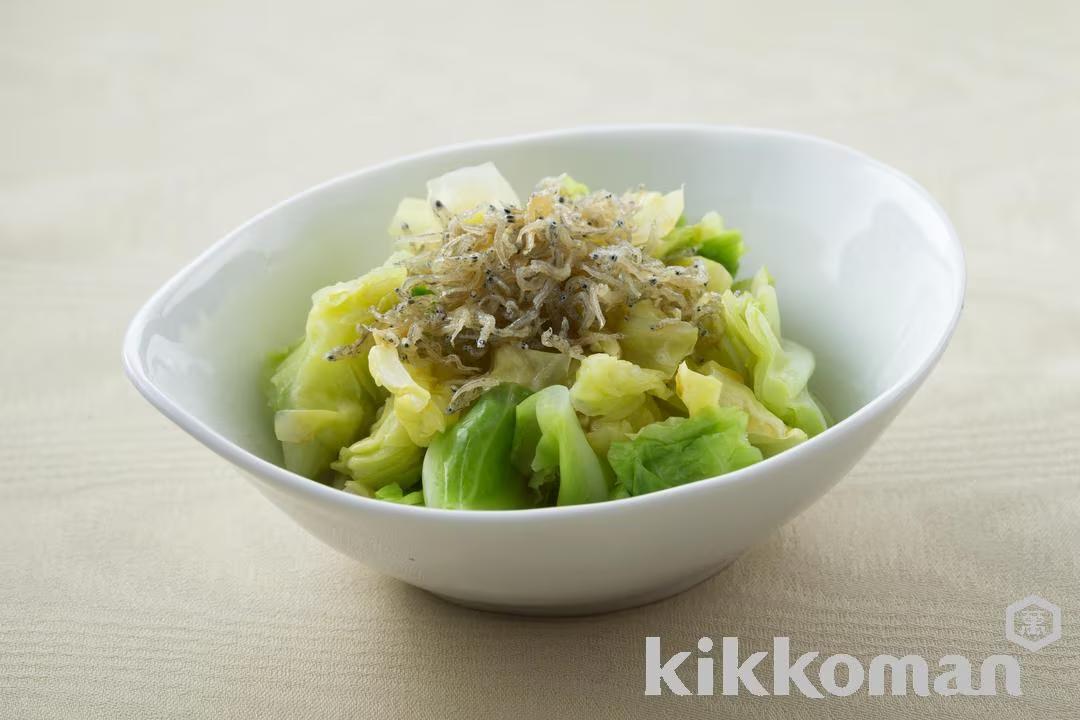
[2, 1, 1078, 717]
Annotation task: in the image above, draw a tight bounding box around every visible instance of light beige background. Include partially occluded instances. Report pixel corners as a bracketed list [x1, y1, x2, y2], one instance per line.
[2, 0, 1078, 717]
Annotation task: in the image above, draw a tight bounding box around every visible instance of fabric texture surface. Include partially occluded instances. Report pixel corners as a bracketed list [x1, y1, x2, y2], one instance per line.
[1, 0, 1078, 717]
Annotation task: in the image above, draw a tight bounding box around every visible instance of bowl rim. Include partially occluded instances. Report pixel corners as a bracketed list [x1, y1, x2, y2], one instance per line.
[122, 123, 965, 523]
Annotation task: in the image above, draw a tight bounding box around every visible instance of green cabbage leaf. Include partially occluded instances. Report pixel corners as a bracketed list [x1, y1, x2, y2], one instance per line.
[608, 407, 762, 496]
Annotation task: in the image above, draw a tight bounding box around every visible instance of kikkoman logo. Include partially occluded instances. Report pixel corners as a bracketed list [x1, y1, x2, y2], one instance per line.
[644, 596, 1061, 698]
[1006, 595, 1061, 652]
[645, 637, 1022, 697]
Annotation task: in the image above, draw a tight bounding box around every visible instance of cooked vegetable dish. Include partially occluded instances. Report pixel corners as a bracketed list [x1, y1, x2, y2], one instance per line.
[265, 163, 831, 509]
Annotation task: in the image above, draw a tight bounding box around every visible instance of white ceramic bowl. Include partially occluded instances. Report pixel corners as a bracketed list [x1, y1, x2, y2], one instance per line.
[124, 125, 964, 615]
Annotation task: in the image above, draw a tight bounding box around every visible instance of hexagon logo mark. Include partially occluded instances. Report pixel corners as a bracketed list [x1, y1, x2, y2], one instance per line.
[1005, 595, 1061, 651]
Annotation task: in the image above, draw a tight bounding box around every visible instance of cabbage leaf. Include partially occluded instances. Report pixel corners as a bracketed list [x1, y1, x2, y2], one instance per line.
[650, 211, 745, 275]
[513, 385, 608, 506]
[615, 300, 698, 377]
[629, 188, 684, 246]
[426, 162, 521, 215]
[608, 407, 762, 496]
[489, 345, 572, 391]
[720, 268, 829, 436]
[266, 265, 404, 478]
[569, 353, 668, 420]
[331, 397, 425, 491]
[676, 362, 808, 457]
[367, 342, 455, 446]
[422, 383, 533, 510]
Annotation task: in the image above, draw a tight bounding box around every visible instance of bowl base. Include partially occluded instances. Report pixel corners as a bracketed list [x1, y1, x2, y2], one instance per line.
[427, 559, 735, 617]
